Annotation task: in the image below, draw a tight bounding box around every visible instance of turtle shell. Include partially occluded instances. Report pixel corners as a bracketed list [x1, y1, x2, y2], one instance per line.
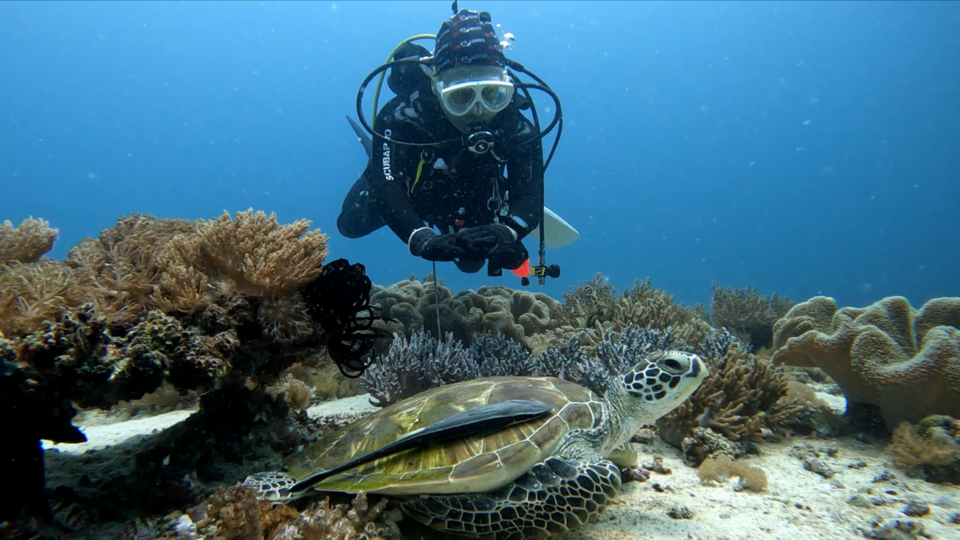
[286, 376, 604, 496]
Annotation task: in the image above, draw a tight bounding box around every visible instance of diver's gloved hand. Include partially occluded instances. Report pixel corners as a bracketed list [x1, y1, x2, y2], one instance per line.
[408, 227, 466, 262]
[458, 224, 528, 270]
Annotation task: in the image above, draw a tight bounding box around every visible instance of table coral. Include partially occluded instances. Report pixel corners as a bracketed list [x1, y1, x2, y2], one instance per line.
[771, 295, 960, 427]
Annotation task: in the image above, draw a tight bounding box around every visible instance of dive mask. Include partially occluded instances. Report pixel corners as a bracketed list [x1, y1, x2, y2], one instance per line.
[436, 66, 514, 117]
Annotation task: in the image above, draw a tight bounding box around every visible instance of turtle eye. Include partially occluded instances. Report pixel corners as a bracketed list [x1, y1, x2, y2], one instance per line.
[664, 359, 682, 371]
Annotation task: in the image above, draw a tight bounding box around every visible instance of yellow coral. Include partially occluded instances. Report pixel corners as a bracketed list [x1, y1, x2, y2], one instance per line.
[190, 209, 328, 296]
[0, 217, 58, 264]
[772, 295, 960, 426]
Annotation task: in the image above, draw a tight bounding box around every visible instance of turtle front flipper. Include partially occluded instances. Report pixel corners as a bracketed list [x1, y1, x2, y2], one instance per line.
[403, 456, 622, 539]
[243, 472, 304, 503]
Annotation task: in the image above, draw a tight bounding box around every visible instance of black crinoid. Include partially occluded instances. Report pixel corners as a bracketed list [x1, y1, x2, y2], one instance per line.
[299, 259, 391, 378]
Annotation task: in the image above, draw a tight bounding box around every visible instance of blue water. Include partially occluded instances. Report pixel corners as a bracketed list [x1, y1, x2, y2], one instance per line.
[2, 1, 957, 309]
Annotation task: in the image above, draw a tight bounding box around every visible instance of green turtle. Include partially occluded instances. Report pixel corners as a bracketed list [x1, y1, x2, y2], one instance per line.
[244, 350, 707, 539]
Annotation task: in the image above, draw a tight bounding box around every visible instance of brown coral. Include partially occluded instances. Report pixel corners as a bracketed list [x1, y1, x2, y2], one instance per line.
[191, 485, 397, 540]
[885, 415, 960, 483]
[657, 345, 803, 464]
[0, 259, 81, 337]
[182, 209, 329, 296]
[560, 275, 713, 354]
[771, 295, 960, 427]
[696, 455, 768, 492]
[0, 217, 58, 264]
[710, 283, 795, 350]
[369, 276, 563, 351]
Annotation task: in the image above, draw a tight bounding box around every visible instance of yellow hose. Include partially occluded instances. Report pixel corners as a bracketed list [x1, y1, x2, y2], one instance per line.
[372, 34, 436, 130]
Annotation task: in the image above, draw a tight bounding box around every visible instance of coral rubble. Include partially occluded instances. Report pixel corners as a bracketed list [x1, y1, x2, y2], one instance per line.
[771, 295, 960, 427]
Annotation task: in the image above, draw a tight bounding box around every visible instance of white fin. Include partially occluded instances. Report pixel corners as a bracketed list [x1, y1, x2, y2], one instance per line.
[530, 207, 579, 248]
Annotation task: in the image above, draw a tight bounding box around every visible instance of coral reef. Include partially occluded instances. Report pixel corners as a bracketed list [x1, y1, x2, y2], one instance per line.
[657, 343, 807, 464]
[0, 217, 58, 263]
[771, 295, 960, 427]
[0, 209, 358, 524]
[368, 275, 564, 352]
[709, 283, 795, 351]
[885, 415, 960, 484]
[559, 275, 715, 354]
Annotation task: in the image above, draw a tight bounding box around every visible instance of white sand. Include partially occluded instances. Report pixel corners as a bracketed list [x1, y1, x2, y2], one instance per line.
[42, 409, 196, 454]
[43, 394, 960, 539]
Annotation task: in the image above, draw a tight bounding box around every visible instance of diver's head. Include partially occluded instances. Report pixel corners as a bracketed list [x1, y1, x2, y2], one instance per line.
[433, 9, 513, 131]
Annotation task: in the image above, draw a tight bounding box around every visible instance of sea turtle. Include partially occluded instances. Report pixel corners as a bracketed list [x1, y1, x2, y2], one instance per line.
[245, 350, 707, 539]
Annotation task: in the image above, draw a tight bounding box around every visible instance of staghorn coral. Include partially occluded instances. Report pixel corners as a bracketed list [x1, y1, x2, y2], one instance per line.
[657, 344, 804, 465]
[771, 295, 960, 427]
[885, 415, 960, 484]
[177, 209, 329, 296]
[0, 217, 58, 264]
[710, 283, 795, 351]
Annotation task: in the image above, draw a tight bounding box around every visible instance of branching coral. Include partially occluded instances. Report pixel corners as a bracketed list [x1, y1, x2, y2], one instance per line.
[771, 295, 960, 427]
[0, 217, 58, 264]
[360, 330, 540, 407]
[559, 275, 714, 354]
[657, 344, 804, 464]
[710, 283, 795, 351]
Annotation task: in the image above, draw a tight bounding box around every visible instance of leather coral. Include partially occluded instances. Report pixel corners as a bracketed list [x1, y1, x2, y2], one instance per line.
[771, 295, 960, 427]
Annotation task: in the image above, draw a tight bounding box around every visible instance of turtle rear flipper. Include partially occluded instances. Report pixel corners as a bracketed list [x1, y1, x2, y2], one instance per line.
[403, 456, 622, 538]
[291, 400, 553, 494]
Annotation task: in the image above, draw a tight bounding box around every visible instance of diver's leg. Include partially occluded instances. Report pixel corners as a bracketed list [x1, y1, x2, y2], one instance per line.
[402, 456, 622, 539]
[337, 174, 386, 239]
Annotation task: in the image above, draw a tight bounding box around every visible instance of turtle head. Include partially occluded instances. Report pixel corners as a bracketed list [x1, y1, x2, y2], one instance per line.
[620, 350, 708, 421]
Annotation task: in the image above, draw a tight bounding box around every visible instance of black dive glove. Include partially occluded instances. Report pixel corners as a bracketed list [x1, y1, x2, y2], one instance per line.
[458, 223, 528, 270]
[408, 227, 466, 262]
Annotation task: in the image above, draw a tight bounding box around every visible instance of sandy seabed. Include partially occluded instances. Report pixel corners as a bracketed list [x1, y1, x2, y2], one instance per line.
[43, 394, 960, 540]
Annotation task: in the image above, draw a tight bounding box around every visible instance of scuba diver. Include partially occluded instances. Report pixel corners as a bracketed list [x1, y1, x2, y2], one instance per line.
[337, 8, 550, 275]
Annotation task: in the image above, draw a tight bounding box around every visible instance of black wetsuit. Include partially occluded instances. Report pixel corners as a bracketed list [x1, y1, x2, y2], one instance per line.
[337, 89, 544, 254]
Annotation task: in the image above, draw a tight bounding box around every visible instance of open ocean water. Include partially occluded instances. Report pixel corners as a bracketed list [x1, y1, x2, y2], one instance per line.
[2, 0, 957, 307]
